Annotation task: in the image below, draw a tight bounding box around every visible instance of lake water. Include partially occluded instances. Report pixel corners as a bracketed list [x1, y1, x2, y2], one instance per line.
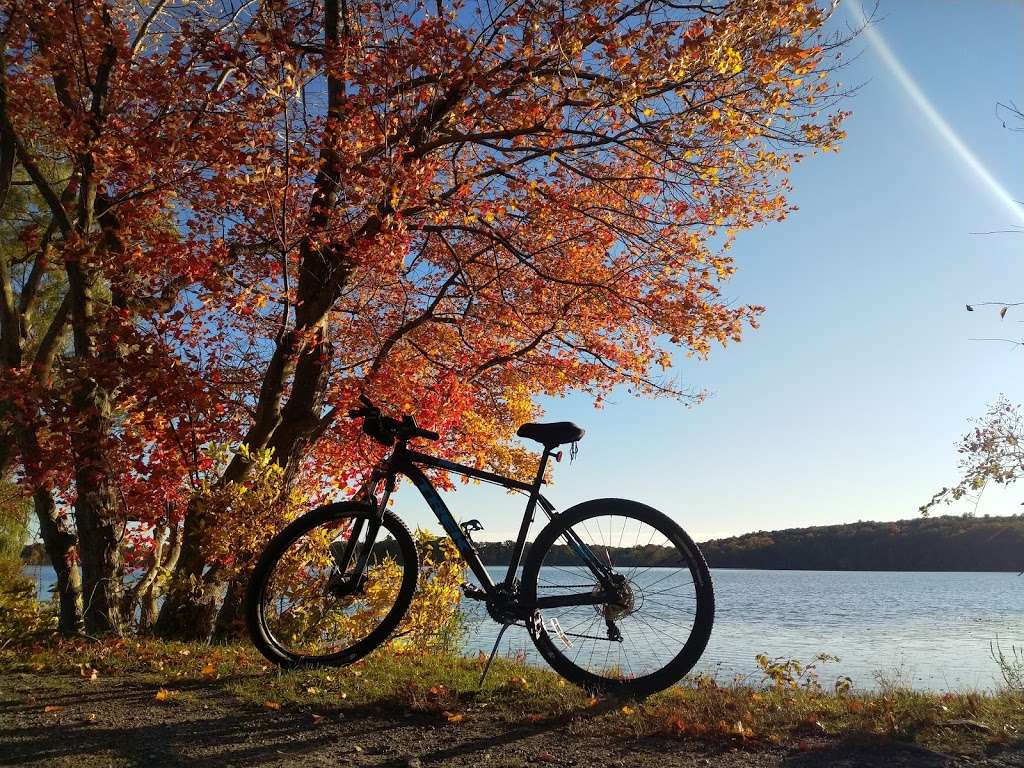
[23, 565, 1024, 691]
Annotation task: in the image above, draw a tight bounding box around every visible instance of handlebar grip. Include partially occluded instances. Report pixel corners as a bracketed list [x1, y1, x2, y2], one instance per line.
[417, 428, 440, 441]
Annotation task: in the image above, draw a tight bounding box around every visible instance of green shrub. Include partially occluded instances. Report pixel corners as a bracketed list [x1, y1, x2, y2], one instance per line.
[0, 559, 56, 646]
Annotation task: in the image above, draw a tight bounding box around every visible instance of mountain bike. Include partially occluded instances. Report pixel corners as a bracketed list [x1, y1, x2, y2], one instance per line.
[245, 396, 714, 696]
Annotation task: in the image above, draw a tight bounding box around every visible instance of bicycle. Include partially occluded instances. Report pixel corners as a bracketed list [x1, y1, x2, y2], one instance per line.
[245, 395, 715, 697]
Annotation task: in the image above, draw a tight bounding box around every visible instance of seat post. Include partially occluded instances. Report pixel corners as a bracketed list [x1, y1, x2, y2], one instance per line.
[503, 446, 551, 589]
[532, 446, 551, 487]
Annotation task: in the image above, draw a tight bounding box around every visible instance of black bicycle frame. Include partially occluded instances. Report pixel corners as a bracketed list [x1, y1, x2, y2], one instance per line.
[358, 442, 615, 611]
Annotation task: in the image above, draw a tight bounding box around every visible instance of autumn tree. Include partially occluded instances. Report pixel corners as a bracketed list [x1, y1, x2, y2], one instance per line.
[923, 397, 1024, 514]
[2, 0, 850, 640]
[0, 0, 265, 633]
[154, 0, 850, 639]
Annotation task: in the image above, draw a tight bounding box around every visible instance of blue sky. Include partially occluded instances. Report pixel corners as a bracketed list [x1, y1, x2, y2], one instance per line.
[397, 0, 1024, 542]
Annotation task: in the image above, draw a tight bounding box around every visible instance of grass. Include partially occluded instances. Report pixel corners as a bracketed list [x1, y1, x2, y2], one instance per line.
[2, 637, 1023, 756]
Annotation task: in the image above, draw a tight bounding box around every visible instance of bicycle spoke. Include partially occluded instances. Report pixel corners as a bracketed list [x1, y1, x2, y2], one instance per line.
[531, 509, 706, 685]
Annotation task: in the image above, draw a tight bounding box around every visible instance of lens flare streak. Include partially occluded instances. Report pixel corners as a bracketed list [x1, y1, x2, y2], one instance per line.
[847, 0, 1024, 226]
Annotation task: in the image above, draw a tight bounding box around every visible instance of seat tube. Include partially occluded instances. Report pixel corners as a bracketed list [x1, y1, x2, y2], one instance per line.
[504, 447, 550, 588]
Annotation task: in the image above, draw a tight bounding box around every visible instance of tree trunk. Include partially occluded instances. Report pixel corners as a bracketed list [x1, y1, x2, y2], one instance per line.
[32, 486, 83, 634]
[137, 581, 160, 633]
[65, 264, 126, 635]
[152, 501, 222, 640]
[211, 573, 247, 642]
[74, 451, 125, 635]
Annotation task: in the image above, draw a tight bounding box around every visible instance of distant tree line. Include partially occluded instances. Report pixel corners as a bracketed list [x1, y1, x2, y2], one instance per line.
[696, 515, 1024, 572]
[463, 515, 1024, 572]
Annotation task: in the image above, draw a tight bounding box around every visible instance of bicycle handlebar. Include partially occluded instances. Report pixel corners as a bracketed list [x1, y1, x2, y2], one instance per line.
[347, 395, 439, 446]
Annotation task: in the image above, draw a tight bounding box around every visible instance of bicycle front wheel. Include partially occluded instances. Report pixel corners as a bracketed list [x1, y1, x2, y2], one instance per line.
[245, 502, 418, 667]
[522, 499, 714, 697]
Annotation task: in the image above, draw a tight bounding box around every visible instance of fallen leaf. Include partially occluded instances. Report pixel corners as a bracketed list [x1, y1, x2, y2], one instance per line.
[621, 705, 635, 716]
[263, 700, 282, 711]
[535, 751, 558, 764]
[311, 714, 326, 725]
[443, 711, 464, 723]
[79, 665, 98, 681]
[154, 688, 175, 702]
[43, 705, 63, 713]
[201, 663, 218, 680]
[306, 686, 321, 695]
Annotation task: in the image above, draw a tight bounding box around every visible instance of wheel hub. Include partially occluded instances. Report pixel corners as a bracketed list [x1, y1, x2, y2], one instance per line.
[597, 579, 637, 621]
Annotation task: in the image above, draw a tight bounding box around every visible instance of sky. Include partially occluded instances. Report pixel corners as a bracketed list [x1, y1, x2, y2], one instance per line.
[390, 0, 1024, 543]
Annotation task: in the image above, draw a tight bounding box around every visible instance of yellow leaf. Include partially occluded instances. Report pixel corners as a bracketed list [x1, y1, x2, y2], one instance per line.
[154, 688, 174, 702]
[621, 705, 635, 715]
[201, 663, 218, 680]
[79, 665, 99, 681]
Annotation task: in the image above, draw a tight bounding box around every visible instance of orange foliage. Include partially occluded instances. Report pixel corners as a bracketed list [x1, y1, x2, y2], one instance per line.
[0, 0, 849, 634]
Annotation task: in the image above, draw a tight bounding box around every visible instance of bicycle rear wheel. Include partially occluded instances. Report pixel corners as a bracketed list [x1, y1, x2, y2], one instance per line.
[522, 499, 714, 697]
[245, 502, 418, 667]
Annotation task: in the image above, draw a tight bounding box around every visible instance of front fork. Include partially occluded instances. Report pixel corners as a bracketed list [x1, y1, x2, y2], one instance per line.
[328, 466, 394, 597]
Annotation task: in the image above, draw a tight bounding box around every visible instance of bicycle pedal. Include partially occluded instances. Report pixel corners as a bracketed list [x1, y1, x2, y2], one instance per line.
[460, 583, 487, 600]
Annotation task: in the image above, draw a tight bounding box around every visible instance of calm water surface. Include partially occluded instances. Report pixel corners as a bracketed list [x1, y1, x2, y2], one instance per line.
[24, 565, 1024, 690]
[460, 567, 1024, 691]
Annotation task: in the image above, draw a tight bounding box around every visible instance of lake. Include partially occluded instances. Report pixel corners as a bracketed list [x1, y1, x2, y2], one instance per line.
[23, 565, 1024, 691]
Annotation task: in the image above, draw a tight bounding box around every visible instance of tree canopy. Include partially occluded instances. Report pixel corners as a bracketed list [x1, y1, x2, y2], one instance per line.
[0, 0, 851, 637]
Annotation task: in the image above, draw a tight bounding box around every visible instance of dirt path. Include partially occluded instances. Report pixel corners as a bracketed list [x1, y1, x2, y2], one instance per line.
[1, 671, 1021, 768]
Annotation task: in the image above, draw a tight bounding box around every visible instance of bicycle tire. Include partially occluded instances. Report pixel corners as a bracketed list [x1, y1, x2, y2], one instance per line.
[245, 502, 418, 668]
[522, 498, 714, 697]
